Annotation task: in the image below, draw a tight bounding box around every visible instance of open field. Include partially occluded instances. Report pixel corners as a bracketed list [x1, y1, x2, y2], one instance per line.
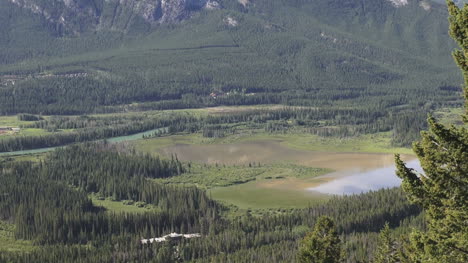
[236, 132, 414, 154]
[132, 131, 414, 158]
[158, 163, 333, 209]
[209, 179, 329, 209]
[1, 128, 49, 137]
[90, 196, 159, 214]
[0, 221, 34, 253]
[0, 115, 80, 138]
[0, 153, 46, 163]
[157, 163, 332, 189]
[0, 115, 49, 137]
[92, 105, 291, 118]
[0, 115, 37, 127]
[434, 107, 467, 126]
[155, 140, 410, 168]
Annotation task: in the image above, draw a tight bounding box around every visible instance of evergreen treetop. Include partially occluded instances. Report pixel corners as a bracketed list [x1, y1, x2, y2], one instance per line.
[395, 1, 468, 262]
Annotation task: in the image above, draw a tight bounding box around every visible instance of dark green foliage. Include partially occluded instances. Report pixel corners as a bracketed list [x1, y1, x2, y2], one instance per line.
[297, 216, 342, 263]
[45, 143, 185, 197]
[395, 1, 468, 262]
[17, 114, 43, 121]
[0, 143, 220, 247]
[390, 112, 427, 147]
[373, 223, 399, 263]
[395, 118, 468, 262]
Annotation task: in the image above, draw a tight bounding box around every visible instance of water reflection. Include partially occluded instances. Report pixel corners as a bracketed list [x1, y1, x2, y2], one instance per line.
[308, 159, 422, 195]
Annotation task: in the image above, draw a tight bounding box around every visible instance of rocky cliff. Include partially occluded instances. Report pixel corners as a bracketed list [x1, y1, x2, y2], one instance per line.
[7, 0, 219, 33]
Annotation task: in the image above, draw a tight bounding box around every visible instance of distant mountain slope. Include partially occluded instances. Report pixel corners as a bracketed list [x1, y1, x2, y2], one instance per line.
[0, 0, 455, 62]
[6, 0, 213, 33]
[0, 0, 462, 114]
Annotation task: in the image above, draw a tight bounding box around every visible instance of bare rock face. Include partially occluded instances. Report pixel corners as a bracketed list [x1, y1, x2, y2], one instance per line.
[7, 0, 211, 33]
[107, 0, 209, 23]
[159, 0, 208, 23]
[386, 0, 408, 7]
[9, 0, 98, 28]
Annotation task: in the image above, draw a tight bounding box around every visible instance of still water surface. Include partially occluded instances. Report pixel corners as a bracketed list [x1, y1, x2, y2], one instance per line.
[308, 159, 422, 195]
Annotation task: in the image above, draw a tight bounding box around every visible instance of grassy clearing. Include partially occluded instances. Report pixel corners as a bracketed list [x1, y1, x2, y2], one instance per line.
[0, 115, 49, 137]
[242, 132, 414, 155]
[88, 105, 290, 122]
[0, 221, 34, 253]
[90, 195, 158, 214]
[157, 163, 332, 189]
[0, 128, 52, 138]
[0, 115, 35, 127]
[157, 163, 332, 210]
[133, 130, 413, 156]
[209, 180, 329, 209]
[0, 153, 46, 163]
[131, 134, 202, 152]
[434, 107, 466, 126]
[0, 115, 74, 138]
[89, 107, 208, 119]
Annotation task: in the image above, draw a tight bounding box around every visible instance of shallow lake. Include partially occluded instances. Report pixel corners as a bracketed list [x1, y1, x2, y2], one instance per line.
[159, 140, 419, 195]
[307, 159, 422, 195]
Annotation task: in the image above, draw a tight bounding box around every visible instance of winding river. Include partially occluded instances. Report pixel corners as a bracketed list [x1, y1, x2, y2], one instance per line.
[0, 128, 164, 157]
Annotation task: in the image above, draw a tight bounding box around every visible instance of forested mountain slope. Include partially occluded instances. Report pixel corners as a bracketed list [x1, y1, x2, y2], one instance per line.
[0, 0, 462, 114]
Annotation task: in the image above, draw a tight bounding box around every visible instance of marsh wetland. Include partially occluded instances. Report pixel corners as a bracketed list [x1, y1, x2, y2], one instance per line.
[151, 139, 417, 209]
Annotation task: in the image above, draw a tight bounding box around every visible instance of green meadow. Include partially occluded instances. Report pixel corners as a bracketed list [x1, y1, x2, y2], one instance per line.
[132, 130, 414, 156]
[209, 181, 329, 209]
[157, 163, 331, 189]
[0, 221, 34, 253]
[90, 195, 159, 214]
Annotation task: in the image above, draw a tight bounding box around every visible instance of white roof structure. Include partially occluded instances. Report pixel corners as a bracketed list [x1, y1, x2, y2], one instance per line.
[141, 233, 201, 244]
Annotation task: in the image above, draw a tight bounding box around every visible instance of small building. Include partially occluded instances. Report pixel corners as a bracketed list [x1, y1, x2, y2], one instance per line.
[141, 233, 201, 244]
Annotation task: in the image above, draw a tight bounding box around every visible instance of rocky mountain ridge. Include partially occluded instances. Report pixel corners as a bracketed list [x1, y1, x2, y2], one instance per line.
[7, 0, 222, 33]
[7, 0, 456, 35]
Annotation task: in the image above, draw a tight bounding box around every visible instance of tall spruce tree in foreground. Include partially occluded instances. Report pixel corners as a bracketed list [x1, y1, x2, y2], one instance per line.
[395, 1, 468, 262]
[297, 216, 342, 263]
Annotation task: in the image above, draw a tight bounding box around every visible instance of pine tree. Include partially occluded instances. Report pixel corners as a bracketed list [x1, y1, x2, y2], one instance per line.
[373, 223, 399, 263]
[395, 1, 468, 262]
[297, 216, 342, 263]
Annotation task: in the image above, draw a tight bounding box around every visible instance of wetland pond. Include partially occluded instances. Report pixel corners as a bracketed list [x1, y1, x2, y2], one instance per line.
[308, 159, 421, 195]
[159, 140, 420, 196]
